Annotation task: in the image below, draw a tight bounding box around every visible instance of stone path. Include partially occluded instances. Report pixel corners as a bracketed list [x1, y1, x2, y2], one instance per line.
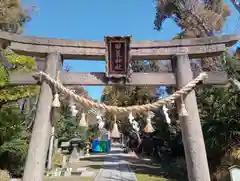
[94, 144, 138, 181]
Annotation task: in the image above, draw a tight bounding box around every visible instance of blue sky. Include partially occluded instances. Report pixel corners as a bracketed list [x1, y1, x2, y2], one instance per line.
[23, 0, 240, 100]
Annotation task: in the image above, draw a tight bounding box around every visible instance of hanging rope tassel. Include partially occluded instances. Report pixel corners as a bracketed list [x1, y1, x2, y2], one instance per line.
[128, 112, 134, 124]
[111, 115, 120, 138]
[163, 104, 171, 125]
[52, 71, 61, 108]
[179, 96, 188, 117]
[70, 104, 78, 117]
[79, 111, 88, 127]
[144, 111, 155, 133]
[52, 93, 61, 107]
[68, 89, 79, 117]
[144, 120, 155, 133]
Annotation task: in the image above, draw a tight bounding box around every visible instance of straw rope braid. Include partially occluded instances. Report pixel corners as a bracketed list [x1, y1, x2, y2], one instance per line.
[36, 71, 208, 113]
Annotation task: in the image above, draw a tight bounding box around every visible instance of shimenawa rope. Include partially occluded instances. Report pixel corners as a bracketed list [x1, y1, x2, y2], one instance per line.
[36, 71, 208, 113]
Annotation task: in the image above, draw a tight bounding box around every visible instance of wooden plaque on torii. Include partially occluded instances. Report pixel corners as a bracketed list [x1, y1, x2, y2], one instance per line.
[104, 35, 131, 78]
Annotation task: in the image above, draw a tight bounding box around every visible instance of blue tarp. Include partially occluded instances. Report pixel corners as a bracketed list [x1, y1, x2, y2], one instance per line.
[92, 139, 111, 153]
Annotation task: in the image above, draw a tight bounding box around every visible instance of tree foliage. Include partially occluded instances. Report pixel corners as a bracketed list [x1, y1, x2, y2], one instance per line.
[0, 0, 31, 33]
[0, 105, 29, 177]
[0, 49, 39, 108]
[55, 103, 88, 148]
[101, 57, 240, 181]
[154, 0, 230, 33]
[101, 43, 240, 181]
[56, 86, 100, 149]
[101, 60, 160, 131]
[154, 1, 239, 180]
[0, 0, 38, 177]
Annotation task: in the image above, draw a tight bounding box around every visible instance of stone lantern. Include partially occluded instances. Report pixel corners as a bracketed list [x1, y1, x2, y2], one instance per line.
[69, 138, 82, 162]
[60, 141, 70, 168]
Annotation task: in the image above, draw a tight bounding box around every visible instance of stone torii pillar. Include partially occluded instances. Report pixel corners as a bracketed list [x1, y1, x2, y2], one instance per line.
[23, 53, 62, 181]
[173, 54, 211, 181]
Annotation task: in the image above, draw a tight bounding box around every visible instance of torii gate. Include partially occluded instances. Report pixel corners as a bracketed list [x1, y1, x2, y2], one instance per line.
[0, 31, 239, 181]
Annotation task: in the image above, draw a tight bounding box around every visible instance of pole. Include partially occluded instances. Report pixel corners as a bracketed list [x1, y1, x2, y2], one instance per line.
[23, 53, 62, 181]
[173, 54, 211, 181]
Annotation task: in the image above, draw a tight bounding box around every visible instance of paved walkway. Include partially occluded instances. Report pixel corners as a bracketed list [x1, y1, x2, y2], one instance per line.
[94, 144, 138, 181]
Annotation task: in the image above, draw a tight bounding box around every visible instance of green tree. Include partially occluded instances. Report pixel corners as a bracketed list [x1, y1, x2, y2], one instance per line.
[154, 1, 239, 180]
[195, 54, 240, 180]
[0, 0, 38, 177]
[56, 86, 99, 149]
[0, 50, 39, 108]
[100, 2, 239, 180]
[0, 105, 29, 177]
[0, 0, 39, 108]
[55, 103, 87, 140]
[101, 61, 160, 146]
